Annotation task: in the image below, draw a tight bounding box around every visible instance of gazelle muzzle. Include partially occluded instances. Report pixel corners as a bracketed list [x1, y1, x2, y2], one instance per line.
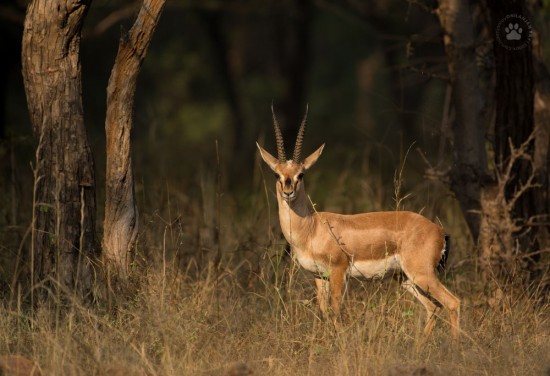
[280, 176, 297, 202]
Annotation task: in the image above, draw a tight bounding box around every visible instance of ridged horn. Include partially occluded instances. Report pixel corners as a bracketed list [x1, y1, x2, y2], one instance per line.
[293, 105, 308, 163]
[271, 103, 286, 162]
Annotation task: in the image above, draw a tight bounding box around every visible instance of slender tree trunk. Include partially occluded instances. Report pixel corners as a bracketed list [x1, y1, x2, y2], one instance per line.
[103, 0, 166, 278]
[21, 0, 98, 296]
[436, 0, 489, 243]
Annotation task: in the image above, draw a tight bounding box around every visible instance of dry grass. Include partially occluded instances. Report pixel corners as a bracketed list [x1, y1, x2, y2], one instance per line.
[1, 257, 549, 375]
[1, 162, 549, 376]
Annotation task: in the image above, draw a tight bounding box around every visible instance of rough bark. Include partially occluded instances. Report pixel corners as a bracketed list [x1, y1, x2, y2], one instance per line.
[103, 0, 166, 278]
[438, 0, 547, 282]
[21, 0, 98, 296]
[436, 0, 488, 243]
[484, 0, 543, 280]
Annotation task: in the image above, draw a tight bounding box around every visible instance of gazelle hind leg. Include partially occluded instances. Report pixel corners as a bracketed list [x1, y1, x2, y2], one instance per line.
[402, 279, 441, 338]
[433, 281, 461, 342]
[407, 274, 461, 343]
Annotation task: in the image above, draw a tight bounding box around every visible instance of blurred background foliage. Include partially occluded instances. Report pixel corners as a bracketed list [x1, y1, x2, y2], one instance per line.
[1, 0, 550, 257]
[13, 2, 444, 172]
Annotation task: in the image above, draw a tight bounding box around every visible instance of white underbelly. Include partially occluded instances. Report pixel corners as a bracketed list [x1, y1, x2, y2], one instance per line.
[294, 252, 328, 274]
[349, 255, 401, 278]
[294, 251, 401, 279]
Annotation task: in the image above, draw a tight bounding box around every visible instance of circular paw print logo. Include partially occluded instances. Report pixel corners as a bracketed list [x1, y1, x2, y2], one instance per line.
[496, 14, 532, 50]
[505, 23, 522, 40]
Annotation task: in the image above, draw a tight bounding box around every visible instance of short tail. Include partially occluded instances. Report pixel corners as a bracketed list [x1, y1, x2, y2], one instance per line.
[437, 234, 450, 272]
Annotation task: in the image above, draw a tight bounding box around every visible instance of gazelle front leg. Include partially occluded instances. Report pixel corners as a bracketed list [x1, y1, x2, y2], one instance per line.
[328, 267, 346, 315]
[315, 268, 346, 329]
[315, 277, 329, 318]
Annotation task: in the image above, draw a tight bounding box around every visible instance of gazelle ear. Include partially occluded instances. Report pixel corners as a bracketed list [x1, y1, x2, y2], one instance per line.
[256, 142, 280, 171]
[302, 144, 324, 170]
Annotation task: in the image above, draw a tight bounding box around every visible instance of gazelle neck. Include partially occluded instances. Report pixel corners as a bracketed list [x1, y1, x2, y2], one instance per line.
[276, 188, 315, 248]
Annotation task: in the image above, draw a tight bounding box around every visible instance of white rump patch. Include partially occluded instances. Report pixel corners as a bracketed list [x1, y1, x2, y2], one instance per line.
[349, 255, 401, 279]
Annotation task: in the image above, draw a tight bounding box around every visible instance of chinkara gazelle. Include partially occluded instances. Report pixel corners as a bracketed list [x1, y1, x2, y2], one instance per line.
[256, 106, 460, 343]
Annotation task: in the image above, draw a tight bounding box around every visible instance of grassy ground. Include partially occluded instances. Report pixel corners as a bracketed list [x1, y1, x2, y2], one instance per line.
[1, 260, 549, 375]
[1, 163, 549, 375]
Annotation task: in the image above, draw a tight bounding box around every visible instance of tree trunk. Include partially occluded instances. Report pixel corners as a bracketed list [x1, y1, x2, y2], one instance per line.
[21, 0, 98, 297]
[438, 0, 548, 283]
[487, 0, 547, 281]
[103, 0, 166, 278]
[436, 0, 489, 243]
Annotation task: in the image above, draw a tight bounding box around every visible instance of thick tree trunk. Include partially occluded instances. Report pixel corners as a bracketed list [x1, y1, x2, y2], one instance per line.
[487, 0, 546, 281]
[21, 0, 98, 296]
[438, 0, 547, 282]
[436, 0, 489, 243]
[103, 0, 166, 278]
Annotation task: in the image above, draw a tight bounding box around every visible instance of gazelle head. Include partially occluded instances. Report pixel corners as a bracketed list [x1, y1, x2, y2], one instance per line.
[257, 105, 324, 203]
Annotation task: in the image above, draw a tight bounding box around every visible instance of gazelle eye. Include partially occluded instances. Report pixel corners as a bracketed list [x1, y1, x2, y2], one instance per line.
[297, 173, 304, 180]
[274, 173, 280, 180]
